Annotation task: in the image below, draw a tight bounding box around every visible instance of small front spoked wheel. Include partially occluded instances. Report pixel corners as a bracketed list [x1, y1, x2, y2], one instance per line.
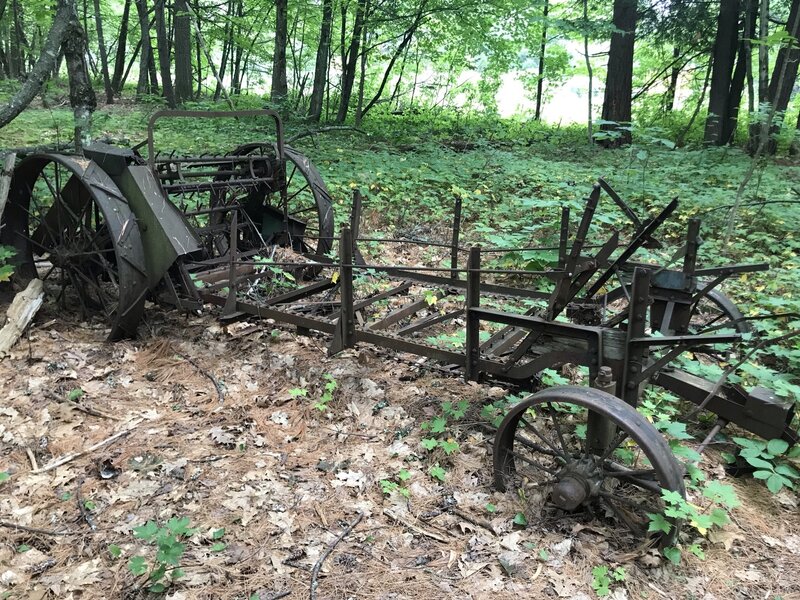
[493, 385, 685, 552]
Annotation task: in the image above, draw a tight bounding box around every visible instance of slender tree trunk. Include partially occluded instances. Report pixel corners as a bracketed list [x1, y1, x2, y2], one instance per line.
[135, 0, 154, 95]
[173, 0, 192, 102]
[92, 0, 114, 103]
[758, 0, 769, 103]
[704, 0, 739, 145]
[63, 3, 97, 152]
[184, 0, 234, 109]
[744, 0, 755, 114]
[664, 46, 680, 112]
[154, 0, 176, 107]
[354, 0, 370, 126]
[723, 1, 757, 143]
[583, 0, 593, 145]
[308, 0, 333, 121]
[534, 0, 549, 120]
[214, 0, 233, 101]
[336, 0, 366, 123]
[599, 0, 636, 147]
[270, 0, 288, 102]
[749, 0, 800, 154]
[194, 0, 202, 98]
[0, 0, 73, 128]
[362, 1, 425, 119]
[111, 0, 131, 92]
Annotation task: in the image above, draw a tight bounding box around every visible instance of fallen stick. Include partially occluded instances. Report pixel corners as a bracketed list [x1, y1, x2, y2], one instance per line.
[32, 423, 138, 474]
[309, 512, 363, 600]
[25, 447, 38, 470]
[384, 508, 448, 543]
[0, 520, 75, 536]
[0, 279, 44, 355]
[450, 507, 498, 537]
[177, 353, 225, 403]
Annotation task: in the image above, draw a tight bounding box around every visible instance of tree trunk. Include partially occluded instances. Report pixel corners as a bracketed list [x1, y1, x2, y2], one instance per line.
[583, 0, 593, 145]
[92, 0, 114, 103]
[154, 0, 176, 107]
[0, 0, 73, 128]
[663, 47, 680, 112]
[63, 4, 97, 152]
[750, 0, 800, 154]
[722, 1, 757, 144]
[354, 0, 370, 126]
[214, 0, 232, 100]
[758, 0, 769, 103]
[599, 0, 636, 147]
[745, 0, 755, 113]
[361, 0, 426, 119]
[336, 0, 366, 123]
[135, 0, 155, 95]
[270, 0, 288, 102]
[174, 0, 192, 102]
[703, 0, 739, 145]
[308, 0, 333, 121]
[111, 0, 131, 93]
[534, 0, 548, 120]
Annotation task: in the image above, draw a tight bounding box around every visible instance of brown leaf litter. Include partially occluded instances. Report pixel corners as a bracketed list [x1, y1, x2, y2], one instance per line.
[0, 304, 799, 600]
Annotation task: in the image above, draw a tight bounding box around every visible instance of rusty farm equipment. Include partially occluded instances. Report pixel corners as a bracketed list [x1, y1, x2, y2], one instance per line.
[2, 109, 797, 551]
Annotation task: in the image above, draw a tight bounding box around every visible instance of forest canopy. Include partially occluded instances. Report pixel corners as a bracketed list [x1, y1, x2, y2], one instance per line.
[2, 0, 800, 153]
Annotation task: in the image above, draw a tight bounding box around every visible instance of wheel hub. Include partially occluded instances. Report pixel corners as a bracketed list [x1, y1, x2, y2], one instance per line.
[550, 458, 602, 511]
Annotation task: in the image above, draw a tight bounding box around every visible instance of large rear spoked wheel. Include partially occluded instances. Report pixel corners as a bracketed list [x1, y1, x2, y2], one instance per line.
[208, 143, 334, 259]
[1, 155, 148, 340]
[493, 386, 685, 552]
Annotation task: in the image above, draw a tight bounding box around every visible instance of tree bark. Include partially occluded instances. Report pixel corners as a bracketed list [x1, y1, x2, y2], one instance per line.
[599, 0, 637, 147]
[174, 0, 192, 103]
[703, 0, 739, 145]
[722, 1, 757, 144]
[92, 0, 114, 103]
[583, 0, 593, 145]
[534, 0, 549, 120]
[758, 0, 769, 103]
[0, 0, 72, 129]
[63, 4, 97, 152]
[749, 0, 800, 154]
[270, 0, 289, 102]
[663, 46, 680, 112]
[336, 0, 366, 123]
[354, 0, 370, 126]
[308, 0, 333, 121]
[110, 0, 131, 93]
[135, 0, 156, 96]
[154, 0, 176, 107]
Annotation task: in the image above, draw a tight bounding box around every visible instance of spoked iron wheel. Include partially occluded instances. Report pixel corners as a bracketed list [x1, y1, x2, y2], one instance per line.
[208, 143, 334, 262]
[687, 288, 751, 335]
[0, 154, 148, 340]
[493, 386, 685, 552]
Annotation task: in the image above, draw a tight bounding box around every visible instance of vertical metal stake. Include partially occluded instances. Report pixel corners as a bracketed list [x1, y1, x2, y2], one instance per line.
[339, 227, 355, 349]
[451, 195, 463, 280]
[222, 209, 238, 317]
[558, 206, 570, 269]
[350, 189, 363, 256]
[465, 246, 481, 382]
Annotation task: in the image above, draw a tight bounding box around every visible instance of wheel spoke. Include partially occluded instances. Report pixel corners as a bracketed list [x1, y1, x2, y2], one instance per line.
[546, 402, 572, 459]
[519, 415, 568, 461]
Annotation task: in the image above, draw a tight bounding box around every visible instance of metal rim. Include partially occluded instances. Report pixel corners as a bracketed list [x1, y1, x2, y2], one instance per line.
[208, 143, 334, 260]
[692, 288, 751, 334]
[0, 154, 148, 340]
[493, 385, 685, 550]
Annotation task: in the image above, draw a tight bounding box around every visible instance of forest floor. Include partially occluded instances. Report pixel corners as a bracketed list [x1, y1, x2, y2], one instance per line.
[2, 101, 800, 599]
[1, 298, 799, 600]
